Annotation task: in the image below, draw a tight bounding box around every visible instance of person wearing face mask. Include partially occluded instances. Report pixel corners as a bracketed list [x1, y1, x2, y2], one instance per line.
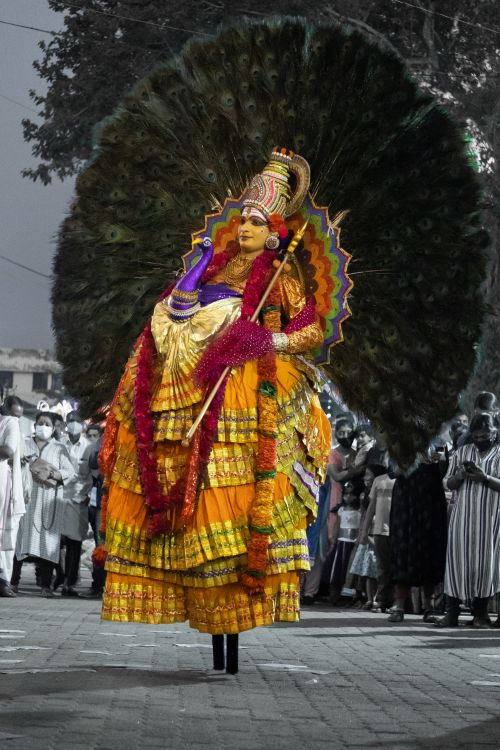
[448, 413, 469, 451]
[326, 414, 356, 546]
[11, 412, 75, 597]
[436, 412, 500, 628]
[52, 415, 67, 444]
[86, 424, 102, 445]
[58, 412, 92, 597]
[456, 392, 498, 449]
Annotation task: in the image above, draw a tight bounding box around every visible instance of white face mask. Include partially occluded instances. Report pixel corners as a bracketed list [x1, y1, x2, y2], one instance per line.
[67, 422, 83, 436]
[35, 425, 53, 441]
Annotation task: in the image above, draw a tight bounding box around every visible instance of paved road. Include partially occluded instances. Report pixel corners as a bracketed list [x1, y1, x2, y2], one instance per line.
[1, 572, 500, 749]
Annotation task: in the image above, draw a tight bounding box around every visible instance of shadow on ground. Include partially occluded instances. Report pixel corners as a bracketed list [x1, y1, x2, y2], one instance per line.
[362, 715, 500, 748]
[295, 627, 500, 647]
[0, 666, 225, 703]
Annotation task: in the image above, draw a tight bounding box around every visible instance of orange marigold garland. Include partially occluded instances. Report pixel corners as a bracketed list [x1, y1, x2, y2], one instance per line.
[241, 283, 282, 594]
[92, 544, 108, 568]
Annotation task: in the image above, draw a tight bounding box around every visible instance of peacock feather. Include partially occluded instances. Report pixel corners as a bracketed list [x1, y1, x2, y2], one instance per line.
[53, 17, 488, 467]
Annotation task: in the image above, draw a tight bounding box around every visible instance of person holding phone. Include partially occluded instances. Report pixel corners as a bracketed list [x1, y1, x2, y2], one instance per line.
[436, 412, 500, 628]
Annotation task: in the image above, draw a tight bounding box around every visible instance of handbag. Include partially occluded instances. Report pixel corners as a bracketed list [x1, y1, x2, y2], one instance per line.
[29, 457, 58, 488]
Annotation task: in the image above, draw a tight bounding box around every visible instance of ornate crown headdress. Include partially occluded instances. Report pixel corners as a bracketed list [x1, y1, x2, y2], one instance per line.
[241, 147, 311, 219]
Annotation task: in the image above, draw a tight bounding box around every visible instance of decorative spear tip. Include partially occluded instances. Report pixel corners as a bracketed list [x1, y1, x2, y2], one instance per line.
[288, 220, 309, 253]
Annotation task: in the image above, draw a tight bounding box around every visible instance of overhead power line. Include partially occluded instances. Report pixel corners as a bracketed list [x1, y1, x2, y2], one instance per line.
[0, 92, 38, 114]
[62, 1, 213, 37]
[0, 254, 51, 280]
[0, 18, 54, 34]
[390, 0, 500, 36]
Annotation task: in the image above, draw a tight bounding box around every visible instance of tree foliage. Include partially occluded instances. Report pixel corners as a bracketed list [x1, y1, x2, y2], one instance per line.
[24, 0, 500, 401]
[24, 2, 500, 183]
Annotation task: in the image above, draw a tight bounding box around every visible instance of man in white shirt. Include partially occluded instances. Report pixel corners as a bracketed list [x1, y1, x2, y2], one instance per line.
[0, 411, 24, 596]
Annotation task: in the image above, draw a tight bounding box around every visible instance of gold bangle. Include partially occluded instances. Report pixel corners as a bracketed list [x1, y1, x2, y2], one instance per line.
[171, 288, 199, 302]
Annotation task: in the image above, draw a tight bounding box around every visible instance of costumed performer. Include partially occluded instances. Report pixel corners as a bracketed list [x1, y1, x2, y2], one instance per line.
[100, 149, 332, 674]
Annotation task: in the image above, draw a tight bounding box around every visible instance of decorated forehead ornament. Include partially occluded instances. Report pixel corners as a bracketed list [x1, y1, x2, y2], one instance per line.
[241, 147, 311, 221]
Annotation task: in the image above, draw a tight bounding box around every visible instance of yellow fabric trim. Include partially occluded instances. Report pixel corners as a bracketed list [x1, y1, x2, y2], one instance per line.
[105, 529, 310, 586]
[105, 489, 312, 571]
[296, 395, 331, 475]
[287, 322, 324, 354]
[153, 407, 197, 442]
[102, 574, 300, 633]
[280, 273, 306, 319]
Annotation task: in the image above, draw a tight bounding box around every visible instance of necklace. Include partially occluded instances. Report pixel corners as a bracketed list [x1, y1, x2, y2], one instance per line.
[223, 252, 254, 286]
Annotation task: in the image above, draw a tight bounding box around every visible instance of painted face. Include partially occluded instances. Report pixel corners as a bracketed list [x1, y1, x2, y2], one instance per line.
[237, 210, 270, 254]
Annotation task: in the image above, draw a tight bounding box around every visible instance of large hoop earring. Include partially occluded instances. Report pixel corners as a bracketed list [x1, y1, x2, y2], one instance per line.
[265, 233, 280, 250]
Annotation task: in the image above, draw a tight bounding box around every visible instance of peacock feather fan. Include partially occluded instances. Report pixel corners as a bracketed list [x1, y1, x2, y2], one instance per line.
[53, 17, 488, 467]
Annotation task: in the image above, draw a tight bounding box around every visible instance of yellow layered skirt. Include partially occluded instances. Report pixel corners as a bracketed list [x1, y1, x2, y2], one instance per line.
[102, 307, 330, 634]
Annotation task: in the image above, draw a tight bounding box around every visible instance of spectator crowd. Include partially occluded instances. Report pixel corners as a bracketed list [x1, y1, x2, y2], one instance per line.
[0, 396, 105, 600]
[302, 390, 500, 629]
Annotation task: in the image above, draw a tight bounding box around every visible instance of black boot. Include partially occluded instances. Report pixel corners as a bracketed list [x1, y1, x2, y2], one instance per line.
[434, 596, 460, 628]
[226, 634, 239, 675]
[471, 597, 491, 628]
[212, 635, 225, 671]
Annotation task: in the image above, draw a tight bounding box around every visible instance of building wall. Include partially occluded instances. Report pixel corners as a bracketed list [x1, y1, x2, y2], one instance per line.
[13, 372, 32, 394]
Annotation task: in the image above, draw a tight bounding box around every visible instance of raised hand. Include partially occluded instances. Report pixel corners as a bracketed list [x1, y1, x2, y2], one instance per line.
[167, 238, 214, 321]
[175, 237, 214, 296]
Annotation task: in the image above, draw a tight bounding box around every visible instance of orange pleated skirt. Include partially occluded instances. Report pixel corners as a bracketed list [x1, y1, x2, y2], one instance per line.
[102, 357, 330, 634]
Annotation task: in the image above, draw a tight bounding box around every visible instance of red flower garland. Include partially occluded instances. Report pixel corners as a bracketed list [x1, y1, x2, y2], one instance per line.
[240, 282, 281, 594]
[133, 283, 186, 534]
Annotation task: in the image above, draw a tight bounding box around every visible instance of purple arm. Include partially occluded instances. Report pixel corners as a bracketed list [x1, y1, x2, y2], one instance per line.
[175, 237, 214, 295]
[168, 237, 214, 319]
